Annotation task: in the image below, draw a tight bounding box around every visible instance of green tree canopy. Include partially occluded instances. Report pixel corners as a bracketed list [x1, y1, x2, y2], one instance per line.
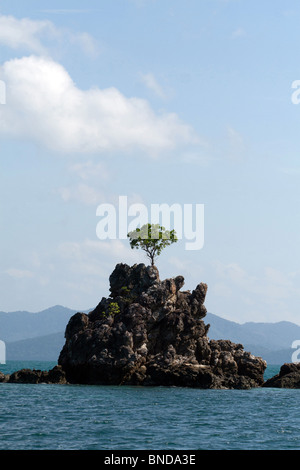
[127, 223, 177, 266]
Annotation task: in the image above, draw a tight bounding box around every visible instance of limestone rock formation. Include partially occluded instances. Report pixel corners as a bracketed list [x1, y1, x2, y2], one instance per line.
[263, 363, 300, 388]
[0, 365, 67, 384]
[58, 263, 267, 389]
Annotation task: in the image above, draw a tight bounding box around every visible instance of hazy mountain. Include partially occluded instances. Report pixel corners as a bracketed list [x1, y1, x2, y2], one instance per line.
[6, 332, 65, 361]
[206, 312, 300, 364]
[0, 305, 88, 361]
[0, 305, 88, 342]
[1, 307, 300, 364]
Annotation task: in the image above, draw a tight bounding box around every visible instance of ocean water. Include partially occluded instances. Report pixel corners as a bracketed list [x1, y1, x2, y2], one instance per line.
[0, 361, 299, 450]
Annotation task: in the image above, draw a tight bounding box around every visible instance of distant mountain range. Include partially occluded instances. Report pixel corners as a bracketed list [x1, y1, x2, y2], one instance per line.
[0, 305, 88, 361]
[0, 305, 80, 343]
[206, 312, 300, 365]
[1, 306, 299, 364]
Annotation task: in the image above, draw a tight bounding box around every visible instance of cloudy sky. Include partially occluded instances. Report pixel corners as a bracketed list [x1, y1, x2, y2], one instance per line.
[1, 0, 300, 326]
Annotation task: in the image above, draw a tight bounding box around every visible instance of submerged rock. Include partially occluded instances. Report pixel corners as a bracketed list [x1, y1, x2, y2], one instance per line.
[58, 263, 267, 389]
[263, 363, 300, 388]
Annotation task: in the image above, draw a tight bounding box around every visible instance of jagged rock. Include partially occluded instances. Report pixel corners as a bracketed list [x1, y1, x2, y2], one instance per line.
[0, 371, 8, 383]
[58, 263, 266, 389]
[109, 263, 160, 299]
[263, 363, 300, 388]
[1, 366, 67, 384]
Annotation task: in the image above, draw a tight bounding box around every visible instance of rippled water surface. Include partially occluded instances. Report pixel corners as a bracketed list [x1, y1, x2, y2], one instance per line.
[0, 362, 299, 450]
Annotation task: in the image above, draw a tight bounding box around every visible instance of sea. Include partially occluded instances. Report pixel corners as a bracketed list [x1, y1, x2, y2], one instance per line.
[0, 361, 298, 451]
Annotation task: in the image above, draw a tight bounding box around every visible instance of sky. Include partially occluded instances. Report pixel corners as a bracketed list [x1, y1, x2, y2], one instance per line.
[1, 0, 300, 326]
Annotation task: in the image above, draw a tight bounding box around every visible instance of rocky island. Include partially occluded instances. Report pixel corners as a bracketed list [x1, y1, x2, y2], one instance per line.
[0, 263, 269, 389]
[263, 362, 300, 388]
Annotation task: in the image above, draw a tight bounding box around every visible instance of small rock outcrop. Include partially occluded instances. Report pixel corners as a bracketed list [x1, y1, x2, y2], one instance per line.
[263, 363, 300, 388]
[0, 365, 67, 384]
[58, 263, 266, 389]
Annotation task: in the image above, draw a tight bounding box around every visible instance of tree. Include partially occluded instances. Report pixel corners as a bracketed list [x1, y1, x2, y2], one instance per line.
[127, 223, 177, 266]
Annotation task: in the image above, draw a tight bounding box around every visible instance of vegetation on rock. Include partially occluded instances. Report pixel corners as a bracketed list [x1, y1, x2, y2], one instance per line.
[127, 223, 177, 266]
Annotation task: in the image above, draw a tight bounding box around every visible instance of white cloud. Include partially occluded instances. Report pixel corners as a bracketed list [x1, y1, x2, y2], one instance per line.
[128, 0, 158, 7]
[5, 268, 34, 279]
[58, 238, 142, 277]
[280, 167, 300, 176]
[181, 148, 213, 167]
[0, 15, 99, 58]
[207, 261, 300, 323]
[226, 126, 246, 161]
[0, 15, 56, 54]
[0, 55, 198, 155]
[58, 183, 105, 206]
[140, 72, 166, 99]
[167, 256, 204, 279]
[69, 160, 109, 181]
[69, 31, 99, 58]
[0, 14, 99, 57]
[39, 9, 98, 14]
[214, 261, 297, 305]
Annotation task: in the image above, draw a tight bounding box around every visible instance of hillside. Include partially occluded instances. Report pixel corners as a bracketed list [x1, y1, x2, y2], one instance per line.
[0, 305, 88, 361]
[0, 305, 78, 342]
[6, 332, 65, 361]
[206, 312, 299, 364]
[1, 307, 299, 364]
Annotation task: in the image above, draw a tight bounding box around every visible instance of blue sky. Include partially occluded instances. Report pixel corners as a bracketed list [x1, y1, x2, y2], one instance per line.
[1, 0, 300, 326]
